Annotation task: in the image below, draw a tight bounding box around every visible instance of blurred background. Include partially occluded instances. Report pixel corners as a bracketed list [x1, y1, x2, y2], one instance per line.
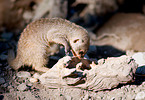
[0, 0, 145, 60]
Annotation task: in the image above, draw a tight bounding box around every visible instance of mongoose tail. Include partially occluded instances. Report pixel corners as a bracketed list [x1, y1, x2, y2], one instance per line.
[7, 49, 22, 70]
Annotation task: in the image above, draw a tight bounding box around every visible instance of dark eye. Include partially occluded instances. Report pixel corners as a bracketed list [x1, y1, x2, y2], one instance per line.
[73, 39, 79, 43]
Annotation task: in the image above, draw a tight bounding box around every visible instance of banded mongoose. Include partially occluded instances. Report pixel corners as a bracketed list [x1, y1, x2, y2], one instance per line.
[8, 18, 90, 72]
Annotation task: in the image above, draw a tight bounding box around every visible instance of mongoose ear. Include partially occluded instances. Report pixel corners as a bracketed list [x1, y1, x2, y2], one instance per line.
[73, 39, 79, 43]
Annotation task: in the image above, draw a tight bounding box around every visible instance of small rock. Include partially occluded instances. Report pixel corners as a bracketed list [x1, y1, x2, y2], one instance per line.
[0, 54, 7, 60]
[16, 71, 31, 79]
[30, 78, 38, 83]
[87, 45, 97, 54]
[132, 52, 145, 66]
[13, 76, 16, 80]
[4, 65, 11, 70]
[1, 83, 8, 88]
[7, 85, 13, 89]
[17, 83, 27, 91]
[27, 83, 33, 87]
[9, 88, 15, 93]
[0, 73, 4, 77]
[1, 32, 13, 40]
[135, 91, 145, 100]
[0, 78, 5, 84]
[0, 95, 4, 100]
[33, 73, 40, 79]
[136, 66, 145, 75]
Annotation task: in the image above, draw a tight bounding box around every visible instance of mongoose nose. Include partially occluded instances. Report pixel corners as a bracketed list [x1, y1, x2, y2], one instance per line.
[79, 51, 84, 55]
[79, 50, 84, 58]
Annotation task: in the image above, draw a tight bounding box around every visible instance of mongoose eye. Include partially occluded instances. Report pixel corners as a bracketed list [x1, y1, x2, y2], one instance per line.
[73, 39, 79, 43]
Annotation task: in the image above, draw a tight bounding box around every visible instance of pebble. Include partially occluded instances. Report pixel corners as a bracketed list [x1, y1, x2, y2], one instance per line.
[0, 95, 4, 100]
[136, 66, 145, 75]
[132, 52, 145, 66]
[132, 52, 145, 75]
[7, 85, 13, 89]
[29, 78, 38, 83]
[17, 83, 27, 91]
[9, 88, 15, 93]
[0, 78, 5, 84]
[16, 71, 31, 79]
[87, 46, 97, 54]
[135, 91, 145, 100]
[1, 83, 8, 88]
[1, 32, 13, 40]
[0, 73, 4, 77]
[0, 54, 7, 60]
[27, 83, 33, 87]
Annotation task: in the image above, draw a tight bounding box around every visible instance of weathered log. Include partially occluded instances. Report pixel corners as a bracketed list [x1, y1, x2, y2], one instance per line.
[39, 55, 137, 91]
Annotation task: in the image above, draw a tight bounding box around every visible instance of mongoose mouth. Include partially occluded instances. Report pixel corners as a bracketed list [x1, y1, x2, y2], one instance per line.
[71, 49, 84, 59]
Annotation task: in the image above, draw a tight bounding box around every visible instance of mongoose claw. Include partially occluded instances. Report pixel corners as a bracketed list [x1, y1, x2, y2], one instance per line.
[65, 51, 70, 56]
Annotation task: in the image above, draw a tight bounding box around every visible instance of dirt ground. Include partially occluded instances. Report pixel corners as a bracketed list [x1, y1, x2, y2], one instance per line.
[0, 46, 145, 100]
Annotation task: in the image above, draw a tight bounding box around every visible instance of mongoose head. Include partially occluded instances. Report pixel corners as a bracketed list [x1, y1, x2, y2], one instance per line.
[69, 30, 90, 58]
